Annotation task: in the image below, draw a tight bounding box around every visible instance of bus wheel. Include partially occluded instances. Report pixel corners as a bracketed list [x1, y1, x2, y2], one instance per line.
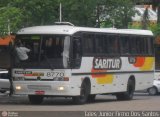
[87, 94, 96, 102]
[116, 78, 135, 100]
[28, 95, 44, 104]
[72, 81, 90, 104]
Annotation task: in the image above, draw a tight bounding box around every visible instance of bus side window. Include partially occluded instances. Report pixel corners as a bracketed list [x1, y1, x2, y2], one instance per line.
[144, 38, 149, 55]
[113, 37, 119, 54]
[130, 37, 137, 55]
[83, 34, 94, 55]
[72, 37, 82, 68]
[103, 35, 109, 54]
[148, 37, 154, 55]
[120, 36, 130, 55]
[95, 34, 104, 54]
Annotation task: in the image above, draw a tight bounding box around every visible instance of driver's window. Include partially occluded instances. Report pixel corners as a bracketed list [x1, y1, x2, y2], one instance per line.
[73, 38, 82, 59]
[72, 37, 82, 68]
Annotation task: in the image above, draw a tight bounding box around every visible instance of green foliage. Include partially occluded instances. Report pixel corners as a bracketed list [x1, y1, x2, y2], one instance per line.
[60, 0, 97, 27]
[12, 0, 59, 26]
[0, 0, 136, 36]
[150, 23, 160, 37]
[0, 6, 23, 36]
[100, 0, 135, 28]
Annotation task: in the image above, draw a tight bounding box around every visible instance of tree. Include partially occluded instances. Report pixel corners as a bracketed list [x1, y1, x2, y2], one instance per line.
[0, 6, 23, 36]
[157, 4, 160, 23]
[141, 7, 149, 29]
[0, 0, 59, 36]
[101, 0, 135, 28]
[151, 0, 160, 24]
[0, 0, 137, 35]
[60, 0, 98, 27]
[12, 0, 59, 26]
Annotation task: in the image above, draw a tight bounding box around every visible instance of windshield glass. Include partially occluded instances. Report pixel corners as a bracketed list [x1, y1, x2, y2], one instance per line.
[14, 35, 70, 69]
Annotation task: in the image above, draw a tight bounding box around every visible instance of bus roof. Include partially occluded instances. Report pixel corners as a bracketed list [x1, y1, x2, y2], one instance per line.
[17, 25, 153, 36]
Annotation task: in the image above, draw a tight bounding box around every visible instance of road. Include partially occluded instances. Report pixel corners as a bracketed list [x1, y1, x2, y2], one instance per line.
[0, 93, 160, 117]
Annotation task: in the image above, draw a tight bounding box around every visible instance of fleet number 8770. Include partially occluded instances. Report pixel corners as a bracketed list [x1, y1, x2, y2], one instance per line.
[46, 72, 64, 77]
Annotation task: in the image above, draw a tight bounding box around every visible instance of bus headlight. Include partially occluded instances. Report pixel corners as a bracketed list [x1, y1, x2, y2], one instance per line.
[16, 86, 22, 90]
[13, 77, 25, 81]
[57, 86, 64, 91]
[53, 77, 69, 81]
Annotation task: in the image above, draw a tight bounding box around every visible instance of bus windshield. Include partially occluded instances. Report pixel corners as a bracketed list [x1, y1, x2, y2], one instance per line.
[14, 35, 70, 69]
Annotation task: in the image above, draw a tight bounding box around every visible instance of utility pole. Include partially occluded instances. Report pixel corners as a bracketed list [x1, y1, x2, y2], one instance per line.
[157, 4, 160, 23]
[96, 4, 100, 28]
[7, 19, 10, 35]
[59, 3, 62, 22]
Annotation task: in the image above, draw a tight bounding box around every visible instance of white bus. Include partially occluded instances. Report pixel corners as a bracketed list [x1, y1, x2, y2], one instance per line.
[11, 23, 154, 104]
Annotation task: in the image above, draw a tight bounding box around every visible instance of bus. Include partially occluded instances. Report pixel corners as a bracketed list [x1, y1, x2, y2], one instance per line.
[11, 23, 154, 104]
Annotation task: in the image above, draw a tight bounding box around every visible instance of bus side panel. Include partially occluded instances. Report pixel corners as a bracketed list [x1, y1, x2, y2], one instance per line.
[72, 56, 154, 94]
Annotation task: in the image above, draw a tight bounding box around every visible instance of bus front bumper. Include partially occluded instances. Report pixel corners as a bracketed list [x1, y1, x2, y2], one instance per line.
[13, 81, 80, 96]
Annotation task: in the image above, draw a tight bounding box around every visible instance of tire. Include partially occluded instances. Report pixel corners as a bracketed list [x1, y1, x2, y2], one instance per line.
[28, 95, 44, 104]
[0, 91, 6, 93]
[116, 78, 135, 100]
[87, 94, 96, 102]
[72, 81, 90, 104]
[148, 87, 158, 96]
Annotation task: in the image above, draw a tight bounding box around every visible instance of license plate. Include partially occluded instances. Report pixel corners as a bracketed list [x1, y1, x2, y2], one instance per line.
[35, 91, 45, 95]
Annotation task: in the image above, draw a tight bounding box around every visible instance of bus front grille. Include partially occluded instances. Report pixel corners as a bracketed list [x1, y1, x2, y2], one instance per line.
[27, 85, 51, 90]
